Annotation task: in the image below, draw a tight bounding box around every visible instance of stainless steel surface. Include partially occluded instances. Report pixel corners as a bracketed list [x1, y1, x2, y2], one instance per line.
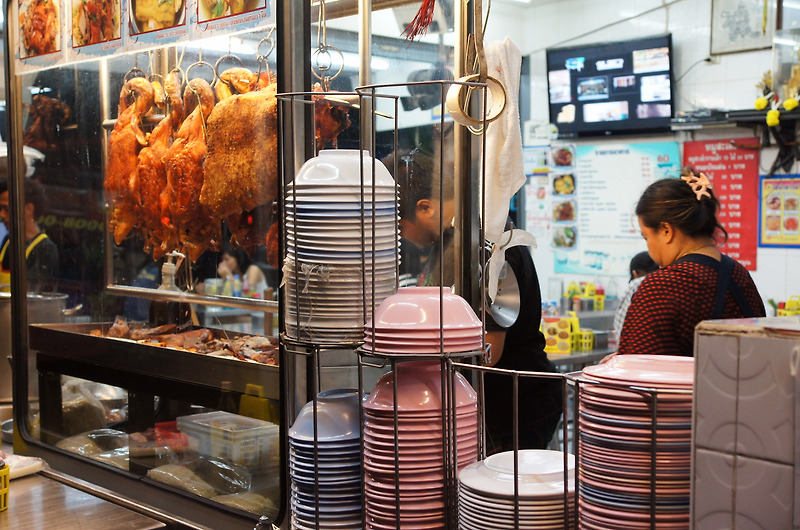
[28, 323, 281, 399]
[487, 260, 520, 328]
[106, 284, 279, 313]
[1, 292, 75, 403]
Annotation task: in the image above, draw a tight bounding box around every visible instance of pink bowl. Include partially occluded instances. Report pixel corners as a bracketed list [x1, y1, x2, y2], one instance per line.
[364, 360, 478, 413]
[367, 287, 482, 330]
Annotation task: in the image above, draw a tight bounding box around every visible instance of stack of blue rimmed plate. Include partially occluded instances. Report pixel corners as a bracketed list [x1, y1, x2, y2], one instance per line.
[577, 355, 693, 530]
[284, 149, 399, 343]
[458, 450, 576, 529]
[288, 389, 363, 530]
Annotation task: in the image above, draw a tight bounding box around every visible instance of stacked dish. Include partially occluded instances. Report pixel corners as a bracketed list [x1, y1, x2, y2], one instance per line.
[363, 287, 483, 355]
[363, 360, 479, 529]
[288, 389, 362, 530]
[577, 355, 693, 530]
[458, 450, 576, 529]
[284, 149, 399, 343]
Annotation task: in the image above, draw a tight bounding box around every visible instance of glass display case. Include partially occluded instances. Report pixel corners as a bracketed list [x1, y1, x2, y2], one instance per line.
[3, 0, 469, 527]
[7, 14, 292, 529]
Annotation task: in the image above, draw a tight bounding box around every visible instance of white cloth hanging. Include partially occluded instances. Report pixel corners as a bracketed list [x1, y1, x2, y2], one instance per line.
[483, 37, 525, 245]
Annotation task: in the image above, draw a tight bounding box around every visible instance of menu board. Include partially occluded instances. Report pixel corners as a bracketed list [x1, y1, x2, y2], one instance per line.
[552, 141, 680, 275]
[683, 139, 760, 270]
[759, 175, 800, 247]
[14, 0, 274, 72]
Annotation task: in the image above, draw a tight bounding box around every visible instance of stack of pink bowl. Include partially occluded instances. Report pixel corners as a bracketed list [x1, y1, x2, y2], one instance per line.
[577, 355, 693, 530]
[363, 286, 483, 355]
[363, 360, 479, 529]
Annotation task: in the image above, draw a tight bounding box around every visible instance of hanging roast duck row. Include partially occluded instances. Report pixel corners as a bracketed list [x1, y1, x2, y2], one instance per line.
[104, 65, 351, 264]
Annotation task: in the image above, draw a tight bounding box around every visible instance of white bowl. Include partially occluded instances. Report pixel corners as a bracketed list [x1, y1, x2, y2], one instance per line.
[292, 149, 396, 188]
[289, 389, 361, 442]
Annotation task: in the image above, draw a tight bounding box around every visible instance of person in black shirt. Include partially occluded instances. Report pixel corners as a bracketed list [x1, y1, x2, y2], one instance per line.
[0, 178, 59, 292]
[392, 150, 562, 451]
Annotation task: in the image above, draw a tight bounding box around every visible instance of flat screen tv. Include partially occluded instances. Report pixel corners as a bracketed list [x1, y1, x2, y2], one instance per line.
[546, 34, 674, 138]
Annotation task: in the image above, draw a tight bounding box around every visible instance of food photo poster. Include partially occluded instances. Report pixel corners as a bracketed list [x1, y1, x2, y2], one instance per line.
[553, 141, 681, 276]
[760, 175, 800, 247]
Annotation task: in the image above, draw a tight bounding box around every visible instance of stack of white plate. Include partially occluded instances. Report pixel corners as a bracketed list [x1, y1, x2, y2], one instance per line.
[577, 355, 693, 530]
[458, 450, 576, 529]
[284, 149, 399, 343]
[288, 389, 362, 530]
[363, 287, 483, 355]
[362, 360, 478, 529]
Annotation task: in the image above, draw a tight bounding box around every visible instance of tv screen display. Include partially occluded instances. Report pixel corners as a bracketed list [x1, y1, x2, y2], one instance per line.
[546, 34, 674, 138]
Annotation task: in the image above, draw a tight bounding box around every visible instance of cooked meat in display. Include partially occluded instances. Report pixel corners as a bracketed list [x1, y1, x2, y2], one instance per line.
[103, 62, 352, 272]
[138, 70, 183, 258]
[23, 93, 71, 152]
[92, 319, 278, 365]
[106, 77, 154, 245]
[163, 78, 221, 263]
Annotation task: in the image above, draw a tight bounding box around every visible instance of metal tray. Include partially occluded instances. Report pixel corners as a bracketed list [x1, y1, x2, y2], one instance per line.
[29, 323, 280, 400]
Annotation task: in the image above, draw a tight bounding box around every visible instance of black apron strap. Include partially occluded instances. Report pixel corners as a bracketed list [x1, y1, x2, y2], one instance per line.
[712, 254, 757, 318]
[712, 255, 735, 319]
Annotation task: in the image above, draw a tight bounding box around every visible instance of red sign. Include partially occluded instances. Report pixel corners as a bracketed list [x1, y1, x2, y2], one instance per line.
[683, 139, 759, 270]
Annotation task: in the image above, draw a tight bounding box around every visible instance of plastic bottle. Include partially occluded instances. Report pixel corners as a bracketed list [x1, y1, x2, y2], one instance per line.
[232, 274, 242, 297]
[222, 276, 233, 297]
[149, 252, 192, 327]
[217, 381, 238, 413]
[242, 277, 250, 297]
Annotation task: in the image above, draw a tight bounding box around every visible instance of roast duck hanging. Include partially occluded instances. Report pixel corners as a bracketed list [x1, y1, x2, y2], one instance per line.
[104, 62, 351, 266]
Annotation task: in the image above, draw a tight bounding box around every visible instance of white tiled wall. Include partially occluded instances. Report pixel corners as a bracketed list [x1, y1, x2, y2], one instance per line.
[485, 0, 798, 307]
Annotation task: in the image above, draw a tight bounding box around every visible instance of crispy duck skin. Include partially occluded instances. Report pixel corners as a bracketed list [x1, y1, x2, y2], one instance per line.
[312, 83, 351, 150]
[200, 82, 278, 219]
[106, 77, 154, 245]
[23, 94, 71, 152]
[138, 71, 183, 258]
[163, 79, 220, 262]
[129, 323, 178, 340]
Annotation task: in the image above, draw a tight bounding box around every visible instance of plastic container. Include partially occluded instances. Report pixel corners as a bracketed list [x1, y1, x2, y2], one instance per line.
[177, 411, 279, 470]
[0, 459, 7, 512]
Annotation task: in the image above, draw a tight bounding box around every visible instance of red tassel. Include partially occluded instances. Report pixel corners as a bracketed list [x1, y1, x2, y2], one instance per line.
[403, 0, 436, 41]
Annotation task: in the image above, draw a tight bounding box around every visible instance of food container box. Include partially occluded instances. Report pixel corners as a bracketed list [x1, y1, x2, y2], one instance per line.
[177, 411, 279, 470]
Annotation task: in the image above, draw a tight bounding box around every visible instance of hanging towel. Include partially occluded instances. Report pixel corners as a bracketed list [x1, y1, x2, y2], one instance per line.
[484, 37, 525, 244]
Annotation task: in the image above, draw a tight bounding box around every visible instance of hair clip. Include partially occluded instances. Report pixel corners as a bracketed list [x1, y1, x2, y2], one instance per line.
[680, 171, 712, 201]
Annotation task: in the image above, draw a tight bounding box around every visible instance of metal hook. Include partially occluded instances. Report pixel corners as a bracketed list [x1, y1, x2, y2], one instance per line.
[213, 52, 244, 84]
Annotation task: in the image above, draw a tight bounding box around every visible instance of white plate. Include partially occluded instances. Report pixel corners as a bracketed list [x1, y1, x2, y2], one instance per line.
[458, 450, 575, 499]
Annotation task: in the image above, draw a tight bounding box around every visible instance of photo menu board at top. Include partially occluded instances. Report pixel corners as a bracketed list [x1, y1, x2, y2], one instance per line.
[14, 0, 274, 72]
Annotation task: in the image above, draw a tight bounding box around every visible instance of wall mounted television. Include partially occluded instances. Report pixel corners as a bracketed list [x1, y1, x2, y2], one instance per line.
[546, 34, 674, 138]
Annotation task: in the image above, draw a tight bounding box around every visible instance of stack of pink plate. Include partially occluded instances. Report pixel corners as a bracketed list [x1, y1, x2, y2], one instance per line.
[458, 450, 576, 529]
[577, 355, 694, 530]
[363, 287, 483, 355]
[363, 360, 479, 529]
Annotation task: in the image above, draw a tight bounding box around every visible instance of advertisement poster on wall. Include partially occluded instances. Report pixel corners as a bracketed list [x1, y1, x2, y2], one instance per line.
[553, 141, 680, 276]
[683, 139, 759, 270]
[759, 176, 800, 247]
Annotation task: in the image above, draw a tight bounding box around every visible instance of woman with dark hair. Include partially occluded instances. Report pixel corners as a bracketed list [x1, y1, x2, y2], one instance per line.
[617, 170, 765, 356]
[216, 246, 268, 298]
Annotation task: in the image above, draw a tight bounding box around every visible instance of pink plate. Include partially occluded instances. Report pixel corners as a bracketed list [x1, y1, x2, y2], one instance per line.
[579, 473, 691, 496]
[582, 354, 694, 387]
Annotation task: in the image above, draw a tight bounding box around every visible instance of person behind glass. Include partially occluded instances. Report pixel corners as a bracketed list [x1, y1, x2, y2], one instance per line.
[216, 246, 268, 297]
[613, 251, 659, 333]
[393, 150, 562, 451]
[617, 169, 766, 356]
[0, 178, 59, 293]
